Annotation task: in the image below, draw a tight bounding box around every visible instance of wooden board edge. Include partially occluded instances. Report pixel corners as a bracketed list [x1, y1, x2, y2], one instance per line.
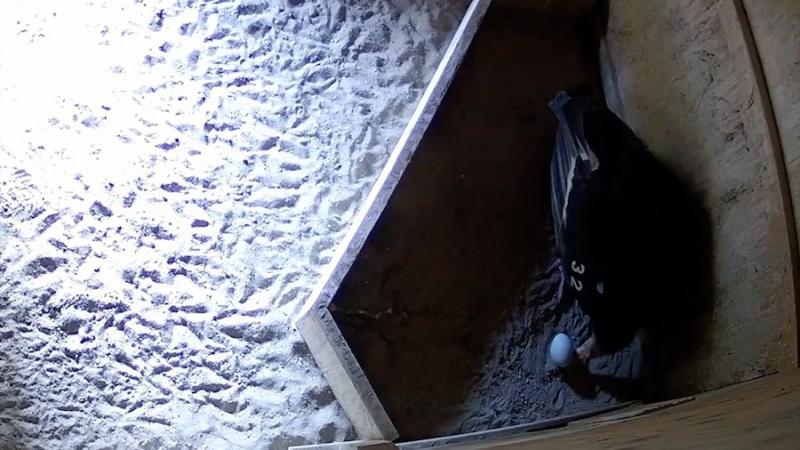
[396, 402, 636, 450]
[293, 0, 493, 441]
[297, 309, 399, 441]
[599, 0, 800, 372]
[290, 441, 398, 450]
[294, 0, 492, 323]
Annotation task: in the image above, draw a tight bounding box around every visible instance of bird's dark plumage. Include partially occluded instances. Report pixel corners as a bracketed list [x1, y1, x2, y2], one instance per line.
[549, 91, 684, 353]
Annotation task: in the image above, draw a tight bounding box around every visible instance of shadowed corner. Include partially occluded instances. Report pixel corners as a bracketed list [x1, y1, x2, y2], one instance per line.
[592, 119, 714, 401]
[640, 156, 715, 402]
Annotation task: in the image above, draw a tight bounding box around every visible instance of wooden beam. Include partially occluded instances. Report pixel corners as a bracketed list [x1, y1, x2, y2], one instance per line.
[295, 0, 492, 441]
[297, 310, 397, 441]
[430, 370, 800, 449]
[295, 0, 491, 321]
[291, 440, 398, 450]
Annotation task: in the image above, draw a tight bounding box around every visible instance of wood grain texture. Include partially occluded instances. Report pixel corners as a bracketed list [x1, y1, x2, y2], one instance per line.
[742, 0, 800, 365]
[297, 309, 398, 441]
[599, 0, 798, 396]
[743, 0, 800, 169]
[436, 370, 800, 449]
[291, 439, 399, 450]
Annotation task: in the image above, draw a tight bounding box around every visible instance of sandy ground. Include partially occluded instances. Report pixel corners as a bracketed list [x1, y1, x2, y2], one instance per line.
[0, 0, 467, 448]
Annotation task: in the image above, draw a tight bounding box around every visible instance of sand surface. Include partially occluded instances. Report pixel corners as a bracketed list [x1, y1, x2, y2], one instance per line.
[0, 1, 468, 448]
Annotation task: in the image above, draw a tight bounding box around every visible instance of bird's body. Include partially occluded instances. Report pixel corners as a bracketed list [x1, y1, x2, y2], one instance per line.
[549, 91, 679, 355]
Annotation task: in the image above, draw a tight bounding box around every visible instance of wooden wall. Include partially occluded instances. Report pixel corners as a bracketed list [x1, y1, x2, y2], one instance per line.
[743, 0, 800, 298]
[744, 0, 800, 218]
[599, 0, 799, 396]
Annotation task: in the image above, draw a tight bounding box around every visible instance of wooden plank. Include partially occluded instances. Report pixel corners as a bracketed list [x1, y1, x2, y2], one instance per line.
[291, 440, 399, 450]
[599, 0, 798, 396]
[296, 0, 491, 320]
[742, 0, 800, 367]
[295, 0, 492, 441]
[742, 0, 800, 169]
[396, 403, 635, 450]
[792, 158, 800, 208]
[709, 0, 800, 371]
[435, 370, 800, 449]
[297, 310, 398, 441]
[566, 396, 695, 427]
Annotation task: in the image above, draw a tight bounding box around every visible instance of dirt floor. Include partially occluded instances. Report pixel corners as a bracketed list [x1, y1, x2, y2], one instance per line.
[331, 7, 643, 441]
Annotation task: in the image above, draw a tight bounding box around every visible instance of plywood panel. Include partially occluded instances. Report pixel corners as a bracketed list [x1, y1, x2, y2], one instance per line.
[743, 0, 800, 169]
[295, 0, 492, 441]
[599, 0, 798, 396]
[439, 370, 800, 449]
[743, 0, 800, 301]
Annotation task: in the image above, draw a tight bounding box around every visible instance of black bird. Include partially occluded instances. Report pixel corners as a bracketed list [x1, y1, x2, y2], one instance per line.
[549, 90, 688, 363]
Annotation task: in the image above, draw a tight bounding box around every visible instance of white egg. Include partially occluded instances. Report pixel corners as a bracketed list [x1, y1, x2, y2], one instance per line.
[550, 333, 574, 368]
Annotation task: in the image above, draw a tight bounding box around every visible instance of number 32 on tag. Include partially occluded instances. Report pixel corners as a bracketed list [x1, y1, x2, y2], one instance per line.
[570, 260, 585, 291]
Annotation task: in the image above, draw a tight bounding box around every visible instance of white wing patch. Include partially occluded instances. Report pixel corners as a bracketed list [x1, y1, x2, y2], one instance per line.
[561, 135, 600, 227]
[561, 154, 578, 226]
